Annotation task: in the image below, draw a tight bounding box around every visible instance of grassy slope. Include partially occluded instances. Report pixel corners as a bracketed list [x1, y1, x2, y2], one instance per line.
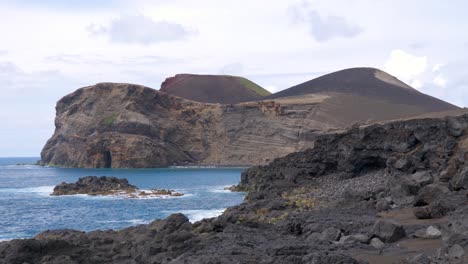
[236, 77, 271, 97]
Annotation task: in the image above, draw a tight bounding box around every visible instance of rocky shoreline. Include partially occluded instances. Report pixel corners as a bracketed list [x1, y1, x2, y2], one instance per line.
[1, 114, 467, 263]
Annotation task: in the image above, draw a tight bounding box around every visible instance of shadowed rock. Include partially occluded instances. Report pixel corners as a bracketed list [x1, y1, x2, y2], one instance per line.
[51, 176, 137, 196]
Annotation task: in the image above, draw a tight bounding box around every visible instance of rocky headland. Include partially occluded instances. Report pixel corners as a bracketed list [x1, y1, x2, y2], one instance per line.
[2, 113, 467, 263]
[40, 68, 458, 168]
[51, 176, 183, 198]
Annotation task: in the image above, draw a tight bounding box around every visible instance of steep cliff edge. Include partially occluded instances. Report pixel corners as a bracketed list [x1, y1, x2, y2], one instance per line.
[40, 83, 329, 168]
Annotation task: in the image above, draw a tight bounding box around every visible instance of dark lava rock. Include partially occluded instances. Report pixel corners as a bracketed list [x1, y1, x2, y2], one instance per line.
[1, 113, 468, 263]
[370, 220, 406, 243]
[51, 176, 137, 196]
[302, 251, 362, 264]
[414, 200, 452, 219]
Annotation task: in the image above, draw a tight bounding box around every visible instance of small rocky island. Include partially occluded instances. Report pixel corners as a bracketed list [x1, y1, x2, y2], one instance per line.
[51, 176, 183, 198]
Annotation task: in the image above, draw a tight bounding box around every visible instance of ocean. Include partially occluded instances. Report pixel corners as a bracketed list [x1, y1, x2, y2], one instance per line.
[0, 157, 245, 241]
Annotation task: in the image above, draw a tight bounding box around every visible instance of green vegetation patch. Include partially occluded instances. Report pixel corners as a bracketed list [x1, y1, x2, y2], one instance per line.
[282, 187, 317, 211]
[101, 113, 118, 126]
[237, 77, 271, 96]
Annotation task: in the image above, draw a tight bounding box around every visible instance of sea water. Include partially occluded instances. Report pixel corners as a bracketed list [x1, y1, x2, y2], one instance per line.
[0, 157, 245, 241]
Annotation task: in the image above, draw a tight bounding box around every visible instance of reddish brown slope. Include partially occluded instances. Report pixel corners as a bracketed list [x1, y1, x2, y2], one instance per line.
[160, 74, 271, 104]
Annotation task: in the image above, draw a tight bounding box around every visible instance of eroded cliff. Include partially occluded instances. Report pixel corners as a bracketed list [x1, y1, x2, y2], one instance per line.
[40, 83, 330, 168]
[40, 68, 459, 168]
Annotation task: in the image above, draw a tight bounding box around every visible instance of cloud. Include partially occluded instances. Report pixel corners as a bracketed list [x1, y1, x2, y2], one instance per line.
[432, 63, 443, 72]
[289, 2, 362, 42]
[218, 62, 244, 75]
[87, 14, 195, 45]
[43, 54, 185, 66]
[9, 0, 125, 10]
[384, 49, 428, 86]
[409, 42, 427, 50]
[0, 50, 7, 56]
[0, 60, 87, 156]
[433, 75, 446, 87]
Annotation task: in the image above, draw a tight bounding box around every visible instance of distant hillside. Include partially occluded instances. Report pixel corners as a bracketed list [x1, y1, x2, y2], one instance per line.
[160, 74, 271, 104]
[266, 67, 458, 125]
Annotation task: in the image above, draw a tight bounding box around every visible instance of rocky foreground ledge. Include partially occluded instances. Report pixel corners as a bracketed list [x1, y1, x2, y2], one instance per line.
[51, 176, 183, 198]
[1, 114, 468, 263]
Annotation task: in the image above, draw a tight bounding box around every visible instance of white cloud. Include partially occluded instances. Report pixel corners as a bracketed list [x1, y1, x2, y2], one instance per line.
[383, 50, 454, 93]
[411, 79, 423, 89]
[433, 75, 446, 87]
[265, 85, 280, 93]
[289, 2, 362, 42]
[87, 14, 195, 45]
[384, 49, 427, 82]
[218, 62, 244, 75]
[432, 63, 443, 72]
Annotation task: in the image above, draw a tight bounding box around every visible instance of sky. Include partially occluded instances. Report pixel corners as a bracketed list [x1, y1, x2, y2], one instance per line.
[1, 0, 467, 157]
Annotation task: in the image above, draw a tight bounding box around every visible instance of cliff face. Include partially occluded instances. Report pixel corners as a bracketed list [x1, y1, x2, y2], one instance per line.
[40, 83, 329, 168]
[239, 114, 468, 197]
[40, 68, 460, 168]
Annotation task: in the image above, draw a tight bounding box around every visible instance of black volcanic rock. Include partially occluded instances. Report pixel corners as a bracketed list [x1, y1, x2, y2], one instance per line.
[51, 176, 137, 196]
[3, 113, 468, 263]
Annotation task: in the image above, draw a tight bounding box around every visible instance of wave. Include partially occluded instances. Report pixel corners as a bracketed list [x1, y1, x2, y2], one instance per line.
[97, 219, 150, 225]
[208, 185, 234, 193]
[49, 190, 193, 200]
[0, 186, 54, 196]
[175, 209, 225, 222]
[0, 164, 40, 169]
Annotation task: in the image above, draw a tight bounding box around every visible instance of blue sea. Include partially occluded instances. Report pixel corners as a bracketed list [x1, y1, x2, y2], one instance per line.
[0, 157, 245, 241]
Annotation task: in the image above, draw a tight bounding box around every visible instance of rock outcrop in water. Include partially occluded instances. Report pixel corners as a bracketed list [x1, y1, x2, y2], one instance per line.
[51, 176, 184, 198]
[3, 113, 468, 263]
[52, 176, 137, 196]
[40, 68, 458, 168]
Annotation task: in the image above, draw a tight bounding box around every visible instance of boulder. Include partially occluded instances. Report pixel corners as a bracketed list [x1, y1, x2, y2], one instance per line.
[401, 171, 433, 195]
[448, 244, 465, 259]
[370, 237, 385, 250]
[339, 234, 370, 244]
[375, 199, 391, 212]
[321, 227, 342, 242]
[370, 220, 406, 243]
[450, 168, 468, 191]
[414, 184, 450, 206]
[413, 207, 431, 219]
[414, 200, 451, 219]
[414, 226, 441, 239]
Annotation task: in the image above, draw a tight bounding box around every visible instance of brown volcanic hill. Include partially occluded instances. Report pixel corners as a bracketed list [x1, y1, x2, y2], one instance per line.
[265, 67, 459, 126]
[40, 68, 460, 168]
[160, 74, 271, 104]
